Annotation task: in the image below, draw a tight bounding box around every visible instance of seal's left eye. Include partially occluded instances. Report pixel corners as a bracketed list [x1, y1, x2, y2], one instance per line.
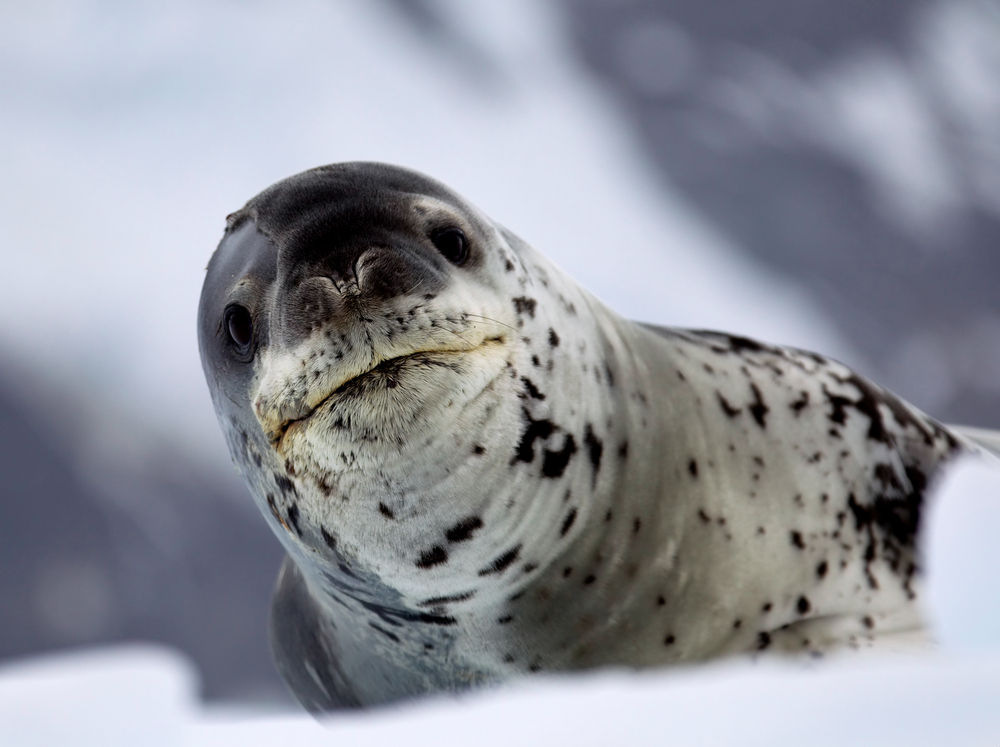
[431, 227, 468, 265]
[225, 305, 253, 350]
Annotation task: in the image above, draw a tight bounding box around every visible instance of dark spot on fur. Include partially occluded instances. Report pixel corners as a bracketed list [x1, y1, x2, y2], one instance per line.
[560, 508, 578, 537]
[542, 434, 577, 478]
[762, 602, 772, 612]
[548, 328, 560, 347]
[748, 384, 769, 428]
[446, 516, 484, 543]
[563, 567, 573, 577]
[505, 259, 515, 272]
[790, 391, 809, 414]
[757, 632, 772, 650]
[368, 622, 400, 643]
[473, 444, 485, 455]
[862, 615, 874, 629]
[657, 596, 665, 606]
[797, 596, 811, 614]
[275, 474, 297, 496]
[717, 392, 741, 418]
[633, 518, 642, 534]
[520, 376, 546, 400]
[512, 296, 537, 318]
[320, 528, 337, 550]
[418, 591, 476, 607]
[479, 544, 522, 576]
[584, 425, 604, 479]
[416, 546, 449, 569]
[733, 619, 743, 629]
[664, 634, 675, 645]
[285, 504, 302, 536]
[618, 441, 629, 459]
[583, 574, 596, 585]
[816, 561, 829, 579]
[378, 503, 395, 519]
[698, 509, 711, 524]
[688, 459, 698, 477]
[790, 531, 805, 549]
[498, 614, 514, 624]
[605, 510, 613, 522]
[513, 408, 554, 465]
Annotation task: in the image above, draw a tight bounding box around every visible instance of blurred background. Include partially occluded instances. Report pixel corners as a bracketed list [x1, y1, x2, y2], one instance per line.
[0, 0, 997, 706]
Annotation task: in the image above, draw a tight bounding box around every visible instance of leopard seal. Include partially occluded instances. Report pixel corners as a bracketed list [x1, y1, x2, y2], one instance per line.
[198, 162, 978, 711]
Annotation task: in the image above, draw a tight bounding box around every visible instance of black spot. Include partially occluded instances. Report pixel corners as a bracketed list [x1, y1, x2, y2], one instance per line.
[823, 386, 854, 426]
[797, 596, 811, 614]
[523, 563, 538, 573]
[446, 516, 484, 543]
[560, 508, 578, 537]
[368, 623, 400, 643]
[816, 561, 829, 579]
[275, 474, 297, 496]
[633, 518, 642, 534]
[762, 602, 772, 613]
[748, 383, 769, 428]
[583, 574, 596, 585]
[733, 619, 743, 629]
[688, 459, 698, 478]
[498, 614, 514, 624]
[605, 510, 613, 522]
[790, 531, 805, 549]
[664, 634, 676, 645]
[512, 408, 554, 465]
[320, 528, 337, 551]
[416, 546, 449, 569]
[378, 503, 395, 519]
[725, 334, 766, 353]
[657, 596, 665, 606]
[473, 444, 485, 455]
[582, 425, 604, 478]
[862, 615, 874, 629]
[266, 494, 281, 524]
[542, 434, 577, 478]
[563, 567, 573, 577]
[512, 296, 537, 318]
[757, 632, 772, 650]
[790, 391, 809, 414]
[505, 259, 515, 272]
[548, 328, 560, 347]
[479, 544, 522, 576]
[285, 504, 302, 536]
[618, 441, 629, 459]
[697, 509, 711, 524]
[717, 392, 742, 418]
[520, 377, 546, 400]
[418, 591, 475, 607]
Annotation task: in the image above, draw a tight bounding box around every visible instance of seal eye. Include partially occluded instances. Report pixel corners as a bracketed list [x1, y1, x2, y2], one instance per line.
[431, 227, 468, 265]
[225, 305, 253, 351]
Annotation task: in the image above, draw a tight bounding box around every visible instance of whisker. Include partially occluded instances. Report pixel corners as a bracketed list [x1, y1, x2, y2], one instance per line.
[463, 314, 517, 332]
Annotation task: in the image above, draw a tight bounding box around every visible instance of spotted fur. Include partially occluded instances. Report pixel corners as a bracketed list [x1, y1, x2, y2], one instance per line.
[198, 163, 967, 711]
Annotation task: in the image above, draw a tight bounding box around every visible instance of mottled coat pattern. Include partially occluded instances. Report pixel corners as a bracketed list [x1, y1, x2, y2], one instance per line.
[198, 163, 964, 711]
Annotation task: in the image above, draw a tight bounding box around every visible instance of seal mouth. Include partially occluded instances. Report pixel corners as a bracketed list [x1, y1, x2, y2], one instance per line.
[271, 339, 504, 449]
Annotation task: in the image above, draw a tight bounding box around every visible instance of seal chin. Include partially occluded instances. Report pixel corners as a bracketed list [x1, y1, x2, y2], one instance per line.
[269, 339, 508, 452]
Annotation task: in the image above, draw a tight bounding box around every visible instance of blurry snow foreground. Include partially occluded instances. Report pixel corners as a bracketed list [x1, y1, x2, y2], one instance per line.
[1, 456, 999, 746]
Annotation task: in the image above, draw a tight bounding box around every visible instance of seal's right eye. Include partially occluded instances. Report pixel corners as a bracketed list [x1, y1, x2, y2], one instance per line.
[225, 305, 253, 351]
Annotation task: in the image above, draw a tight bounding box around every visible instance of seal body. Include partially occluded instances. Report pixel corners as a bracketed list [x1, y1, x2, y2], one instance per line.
[198, 163, 964, 711]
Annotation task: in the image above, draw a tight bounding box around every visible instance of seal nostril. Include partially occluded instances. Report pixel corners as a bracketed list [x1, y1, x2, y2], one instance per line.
[225, 305, 253, 350]
[431, 227, 468, 265]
